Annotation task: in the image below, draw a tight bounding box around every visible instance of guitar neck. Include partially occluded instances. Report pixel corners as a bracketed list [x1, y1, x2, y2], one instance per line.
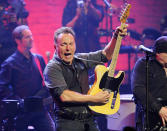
[108, 23, 125, 77]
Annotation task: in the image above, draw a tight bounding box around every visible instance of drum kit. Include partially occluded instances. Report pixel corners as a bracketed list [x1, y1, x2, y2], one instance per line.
[0, 97, 44, 131]
[0, 99, 20, 130]
[0, 0, 28, 29]
[98, 21, 161, 52]
[99, 0, 162, 49]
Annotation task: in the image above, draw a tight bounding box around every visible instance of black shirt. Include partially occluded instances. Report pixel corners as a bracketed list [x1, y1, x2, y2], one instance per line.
[44, 50, 108, 113]
[131, 56, 167, 112]
[0, 50, 49, 100]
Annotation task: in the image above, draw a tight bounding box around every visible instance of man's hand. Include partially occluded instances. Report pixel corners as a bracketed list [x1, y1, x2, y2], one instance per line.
[102, 24, 128, 60]
[114, 24, 128, 38]
[159, 107, 167, 126]
[92, 90, 111, 104]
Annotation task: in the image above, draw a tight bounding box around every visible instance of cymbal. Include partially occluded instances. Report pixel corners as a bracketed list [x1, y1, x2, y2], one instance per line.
[142, 28, 161, 40]
[98, 29, 114, 36]
[120, 45, 137, 53]
[126, 18, 135, 24]
[127, 29, 141, 41]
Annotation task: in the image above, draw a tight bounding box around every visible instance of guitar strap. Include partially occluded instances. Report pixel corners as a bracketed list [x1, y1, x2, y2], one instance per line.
[34, 55, 45, 87]
[34, 55, 53, 105]
[34, 55, 54, 118]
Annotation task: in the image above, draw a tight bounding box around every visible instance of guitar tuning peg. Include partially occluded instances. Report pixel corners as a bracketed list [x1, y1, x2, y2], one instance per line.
[119, 12, 122, 17]
[124, 3, 128, 7]
[121, 10, 124, 13]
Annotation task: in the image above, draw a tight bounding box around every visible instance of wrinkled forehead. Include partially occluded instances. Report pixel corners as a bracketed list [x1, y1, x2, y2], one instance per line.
[21, 29, 32, 37]
[57, 33, 75, 44]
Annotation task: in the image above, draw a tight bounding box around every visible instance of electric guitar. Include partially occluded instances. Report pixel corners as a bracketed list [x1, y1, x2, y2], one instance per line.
[88, 4, 131, 115]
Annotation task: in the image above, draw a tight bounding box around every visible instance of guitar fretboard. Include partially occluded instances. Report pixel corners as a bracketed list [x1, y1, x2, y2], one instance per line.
[108, 23, 125, 77]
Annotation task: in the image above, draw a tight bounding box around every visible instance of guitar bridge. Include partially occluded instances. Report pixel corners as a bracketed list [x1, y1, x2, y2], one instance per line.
[102, 88, 111, 93]
[111, 91, 118, 109]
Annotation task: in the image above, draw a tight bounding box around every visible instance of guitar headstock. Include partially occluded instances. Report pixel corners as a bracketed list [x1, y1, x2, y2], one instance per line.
[120, 4, 131, 23]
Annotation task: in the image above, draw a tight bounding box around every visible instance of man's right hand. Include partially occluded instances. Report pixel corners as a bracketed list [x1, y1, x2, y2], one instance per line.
[60, 89, 111, 104]
[159, 106, 167, 126]
[92, 90, 111, 104]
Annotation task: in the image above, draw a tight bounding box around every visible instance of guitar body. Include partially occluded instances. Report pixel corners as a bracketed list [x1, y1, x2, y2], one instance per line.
[88, 65, 125, 115]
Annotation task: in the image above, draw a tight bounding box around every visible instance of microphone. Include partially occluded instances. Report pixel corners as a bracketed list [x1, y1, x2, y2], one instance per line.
[46, 51, 51, 63]
[103, 0, 113, 14]
[103, 0, 111, 8]
[77, 0, 84, 8]
[138, 45, 154, 54]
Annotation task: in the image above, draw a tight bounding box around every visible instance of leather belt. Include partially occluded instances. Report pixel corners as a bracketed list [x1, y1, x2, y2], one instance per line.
[56, 109, 92, 120]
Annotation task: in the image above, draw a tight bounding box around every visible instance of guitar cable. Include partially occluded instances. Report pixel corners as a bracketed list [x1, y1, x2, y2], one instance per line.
[75, 56, 108, 80]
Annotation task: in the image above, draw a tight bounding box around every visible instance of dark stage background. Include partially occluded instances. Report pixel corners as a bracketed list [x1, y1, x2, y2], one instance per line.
[0, 0, 167, 130]
[2, 0, 167, 93]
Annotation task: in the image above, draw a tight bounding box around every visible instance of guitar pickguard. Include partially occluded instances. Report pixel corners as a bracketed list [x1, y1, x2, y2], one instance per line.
[99, 71, 125, 92]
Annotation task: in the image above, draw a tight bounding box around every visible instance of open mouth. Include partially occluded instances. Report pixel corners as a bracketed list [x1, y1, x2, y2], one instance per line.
[64, 53, 71, 56]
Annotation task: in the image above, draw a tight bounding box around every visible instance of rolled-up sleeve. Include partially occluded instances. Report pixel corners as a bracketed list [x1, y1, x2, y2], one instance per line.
[76, 50, 108, 69]
[43, 60, 67, 98]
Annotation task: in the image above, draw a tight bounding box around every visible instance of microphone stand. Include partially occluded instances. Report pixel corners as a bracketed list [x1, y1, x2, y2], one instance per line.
[145, 52, 151, 131]
[103, 0, 113, 44]
[138, 45, 154, 130]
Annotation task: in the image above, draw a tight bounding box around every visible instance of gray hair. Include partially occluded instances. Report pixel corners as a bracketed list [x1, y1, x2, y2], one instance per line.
[12, 25, 30, 40]
[54, 27, 75, 45]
